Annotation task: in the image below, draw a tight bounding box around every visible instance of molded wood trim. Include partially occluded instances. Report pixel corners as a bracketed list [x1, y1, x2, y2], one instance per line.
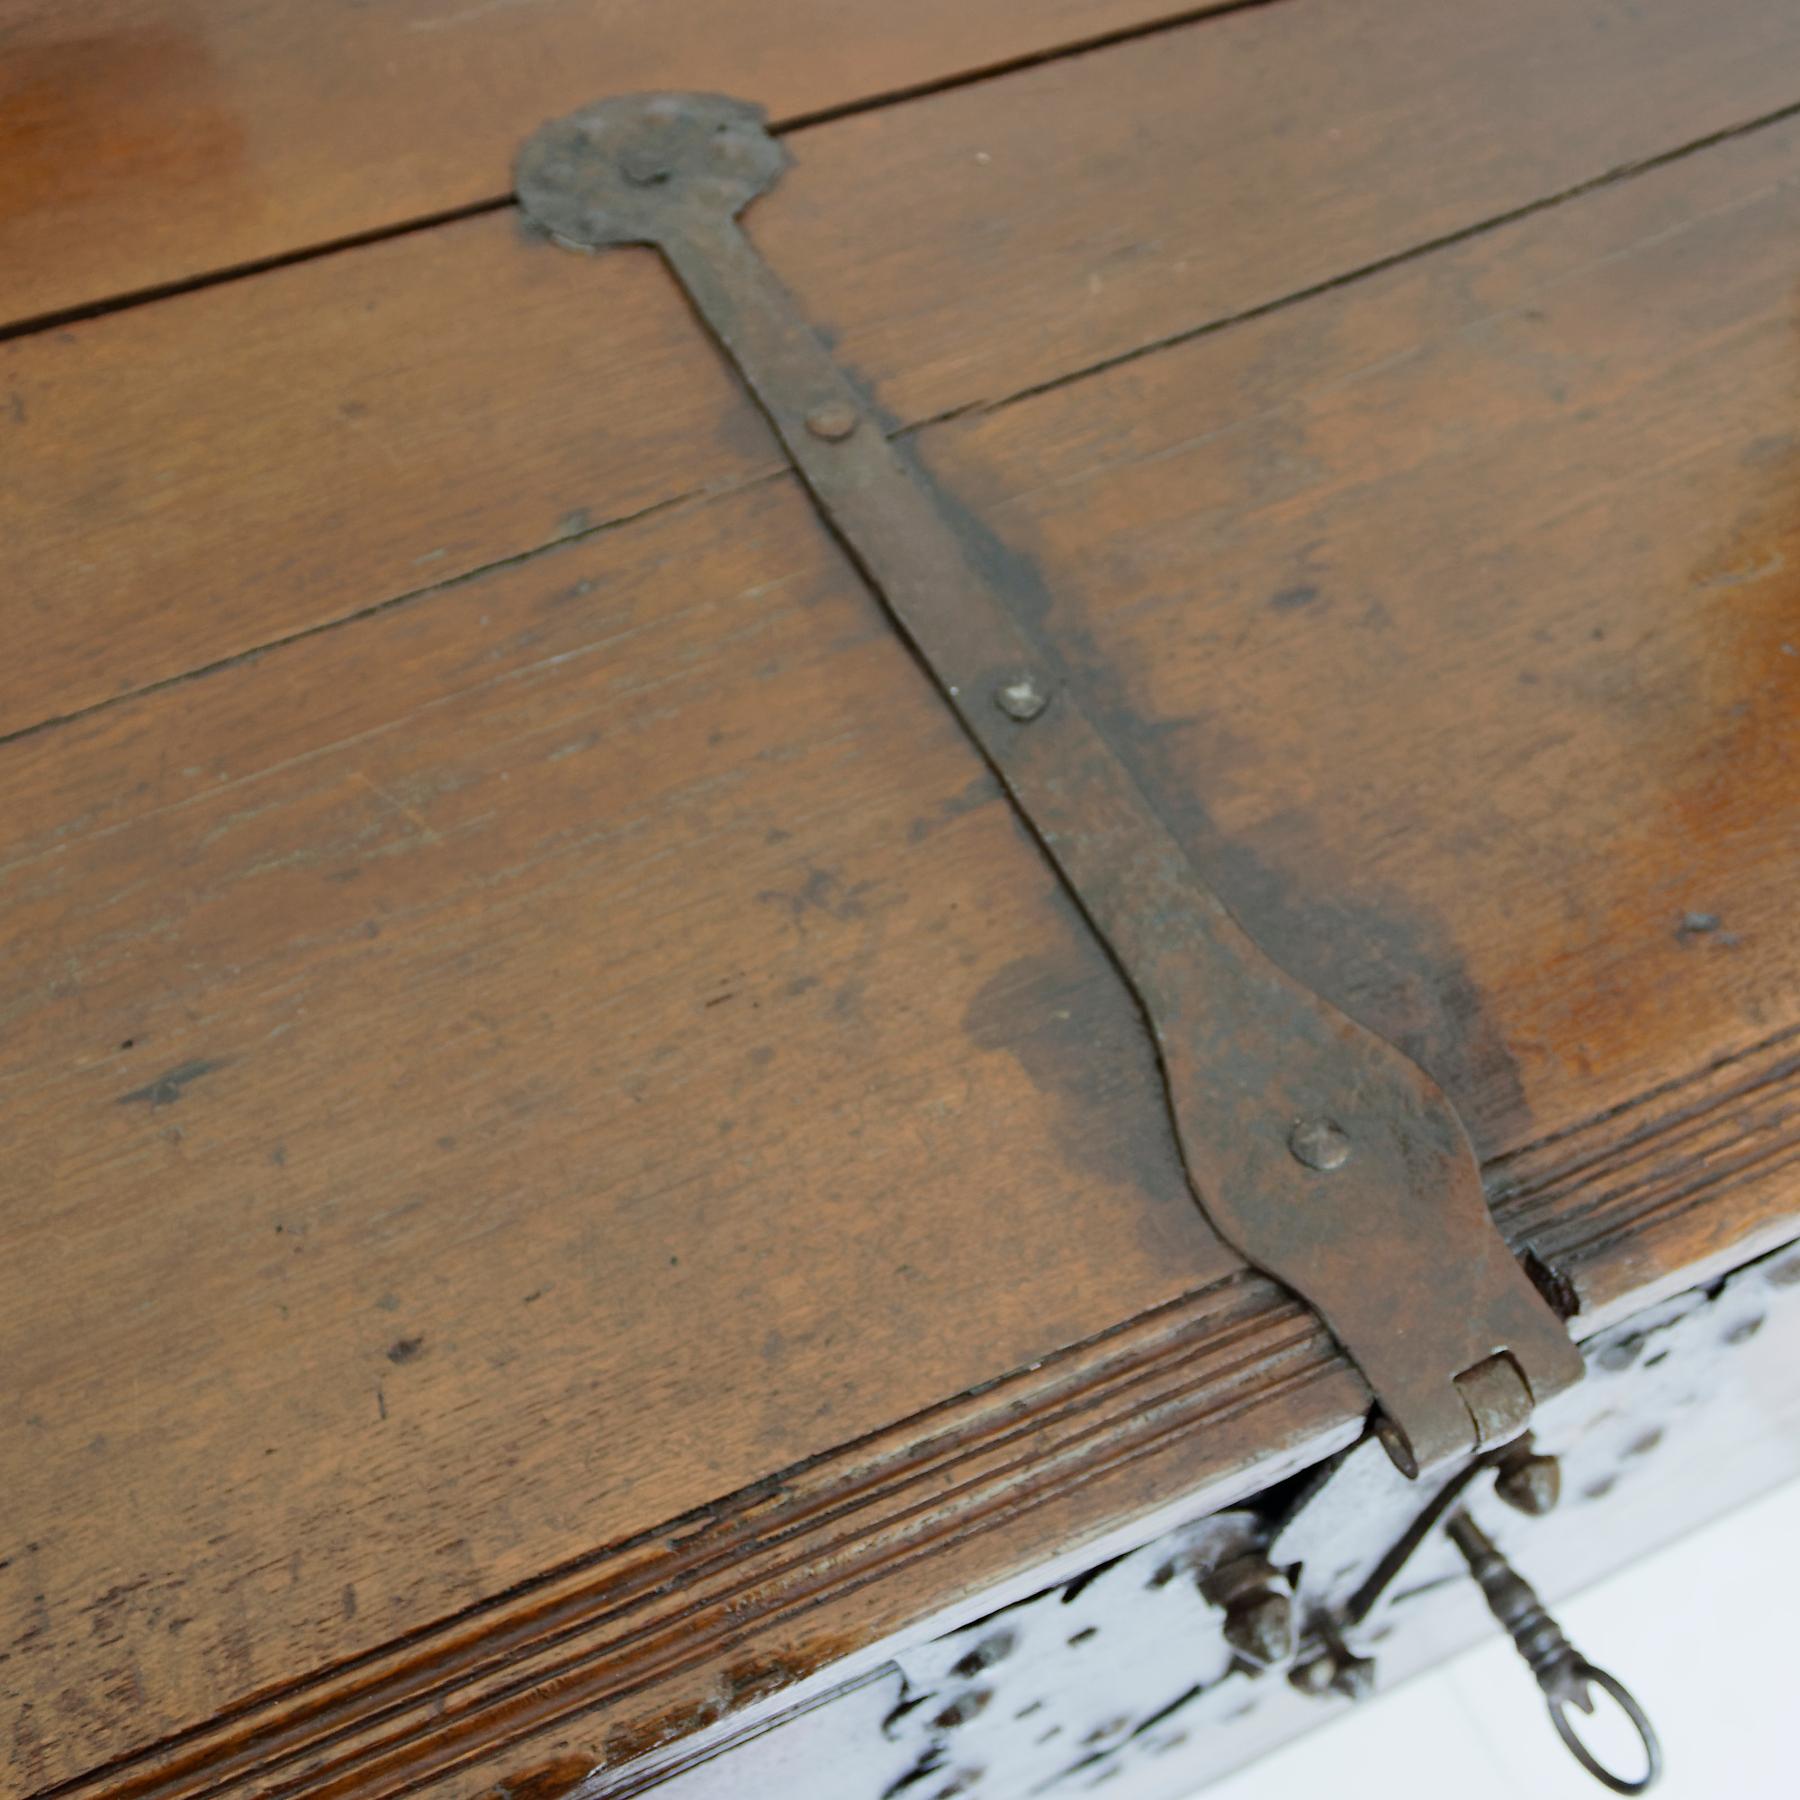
[48, 1036, 1799, 1800]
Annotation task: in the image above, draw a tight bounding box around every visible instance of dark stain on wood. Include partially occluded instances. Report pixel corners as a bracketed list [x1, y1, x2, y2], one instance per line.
[1199, 824, 1530, 1156]
[896, 420, 1529, 1157]
[603, 1697, 723, 1767]
[721, 1652, 814, 1707]
[115, 1058, 226, 1109]
[907, 772, 1001, 845]
[479, 1753, 597, 1800]
[1268, 584, 1322, 612]
[963, 948, 1192, 1230]
[1052, 615, 1528, 1154]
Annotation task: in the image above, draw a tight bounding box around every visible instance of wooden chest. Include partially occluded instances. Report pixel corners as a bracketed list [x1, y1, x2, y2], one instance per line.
[5, 4, 1799, 1798]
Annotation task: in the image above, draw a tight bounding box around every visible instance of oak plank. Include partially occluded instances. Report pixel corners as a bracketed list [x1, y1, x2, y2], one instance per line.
[10, 0, 1800, 738]
[417, 111, 1800, 1795]
[0, 0, 1229, 326]
[0, 473, 1235, 1791]
[8, 99, 1800, 1799]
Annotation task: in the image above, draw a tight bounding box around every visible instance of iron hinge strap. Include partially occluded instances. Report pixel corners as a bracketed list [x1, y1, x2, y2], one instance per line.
[514, 93, 1583, 1473]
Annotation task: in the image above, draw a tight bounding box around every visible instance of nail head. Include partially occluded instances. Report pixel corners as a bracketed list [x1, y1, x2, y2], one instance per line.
[995, 674, 1049, 721]
[1494, 1448, 1562, 1517]
[1288, 1117, 1351, 1171]
[806, 403, 858, 442]
[620, 143, 673, 186]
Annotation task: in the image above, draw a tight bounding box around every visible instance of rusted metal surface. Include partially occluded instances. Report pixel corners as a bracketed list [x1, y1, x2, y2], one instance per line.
[514, 92, 1584, 1474]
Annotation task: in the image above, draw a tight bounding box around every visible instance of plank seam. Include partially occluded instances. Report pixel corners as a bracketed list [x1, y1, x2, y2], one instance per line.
[0, 0, 1282, 348]
[8, 94, 1800, 754]
[967, 92, 1800, 419]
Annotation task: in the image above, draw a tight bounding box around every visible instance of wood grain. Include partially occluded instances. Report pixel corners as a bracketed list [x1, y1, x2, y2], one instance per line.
[8, 7, 1800, 1799]
[1497, 1026, 1800, 1326]
[38, 1279, 1367, 1800]
[914, 108, 1800, 1164]
[0, 0, 1233, 327]
[25, 1052, 1799, 1800]
[0, 475, 1238, 1790]
[10, 0, 1800, 738]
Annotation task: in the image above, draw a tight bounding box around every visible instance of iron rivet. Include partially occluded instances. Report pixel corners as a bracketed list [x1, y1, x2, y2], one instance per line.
[1288, 1651, 1338, 1697]
[620, 143, 673, 186]
[1330, 1651, 1377, 1702]
[1207, 1553, 1296, 1671]
[1223, 1590, 1294, 1669]
[805, 402, 858, 441]
[1288, 1118, 1351, 1171]
[1494, 1446, 1562, 1516]
[994, 674, 1049, 721]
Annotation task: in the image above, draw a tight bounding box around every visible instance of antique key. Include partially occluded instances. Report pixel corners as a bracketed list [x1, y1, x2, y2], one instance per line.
[1445, 1508, 1662, 1795]
[1283, 1439, 1663, 1795]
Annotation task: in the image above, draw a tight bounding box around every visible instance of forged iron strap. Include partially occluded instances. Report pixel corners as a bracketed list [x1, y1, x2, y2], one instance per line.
[514, 93, 1584, 1474]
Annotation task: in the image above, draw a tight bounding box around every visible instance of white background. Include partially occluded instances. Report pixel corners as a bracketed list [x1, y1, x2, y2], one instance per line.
[1198, 1476, 1800, 1799]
